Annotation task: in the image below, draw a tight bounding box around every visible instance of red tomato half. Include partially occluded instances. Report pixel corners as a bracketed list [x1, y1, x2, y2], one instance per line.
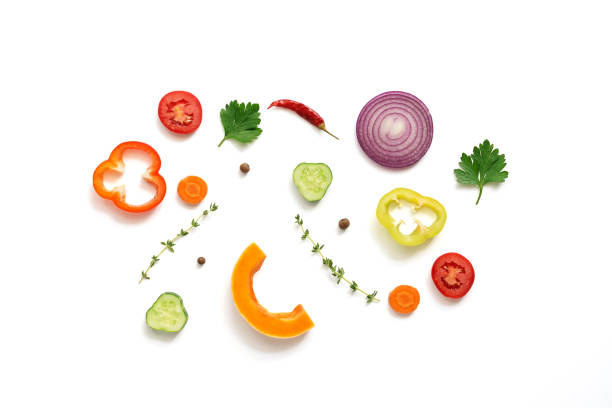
[158, 91, 202, 134]
[431, 252, 475, 298]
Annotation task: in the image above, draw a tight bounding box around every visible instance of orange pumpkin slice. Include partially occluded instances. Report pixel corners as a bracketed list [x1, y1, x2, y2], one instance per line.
[231, 243, 314, 338]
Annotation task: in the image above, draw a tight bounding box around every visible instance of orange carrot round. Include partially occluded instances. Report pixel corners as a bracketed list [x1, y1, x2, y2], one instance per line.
[388, 285, 420, 314]
[177, 176, 208, 205]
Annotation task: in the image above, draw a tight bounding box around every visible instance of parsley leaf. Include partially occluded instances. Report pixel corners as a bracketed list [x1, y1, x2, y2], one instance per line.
[218, 100, 262, 147]
[454, 139, 508, 204]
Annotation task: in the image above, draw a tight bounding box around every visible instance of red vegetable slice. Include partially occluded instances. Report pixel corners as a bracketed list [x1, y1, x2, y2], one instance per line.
[158, 91, 202, 134]
[356, 91, 433, 168]
[431, 252, 475, 298]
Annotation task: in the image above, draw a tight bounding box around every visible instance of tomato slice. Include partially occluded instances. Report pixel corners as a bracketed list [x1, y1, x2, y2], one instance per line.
[158, 91, 202, 134]
[431, 252, 475, 298]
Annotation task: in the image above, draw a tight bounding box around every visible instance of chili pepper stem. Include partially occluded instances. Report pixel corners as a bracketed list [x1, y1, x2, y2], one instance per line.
[319, 125, 339, 140]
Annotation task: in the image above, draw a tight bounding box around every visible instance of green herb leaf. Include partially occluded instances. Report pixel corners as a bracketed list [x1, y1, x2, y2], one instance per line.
[335, 267, 345, 284]
[150, 255, 160, 267]
[139, 202, 219, 283]
[312, 243, 324, 253]
[295, 214, 379, 303]
[162, 240, 176, 253]
[454, 139, 508, 204]
[218, 101, 262, 146]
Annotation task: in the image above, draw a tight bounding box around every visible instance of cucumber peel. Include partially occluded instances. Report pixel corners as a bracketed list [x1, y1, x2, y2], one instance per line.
[293, 163, 333, 202]
[146, 292, 188, 333]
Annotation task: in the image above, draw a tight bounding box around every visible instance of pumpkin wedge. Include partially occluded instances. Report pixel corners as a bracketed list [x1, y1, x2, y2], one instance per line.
[231, 243, 314, 338]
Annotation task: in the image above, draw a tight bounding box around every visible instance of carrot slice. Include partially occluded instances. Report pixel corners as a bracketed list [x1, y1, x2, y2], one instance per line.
[388, 285, 420, 314]
[177, 176, 208, 205]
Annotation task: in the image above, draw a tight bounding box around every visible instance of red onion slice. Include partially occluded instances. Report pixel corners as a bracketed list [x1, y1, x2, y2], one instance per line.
[356, 91, 433, 168]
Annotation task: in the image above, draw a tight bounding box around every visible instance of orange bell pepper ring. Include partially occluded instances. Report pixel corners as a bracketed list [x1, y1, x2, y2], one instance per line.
[92, 141, 167, 213]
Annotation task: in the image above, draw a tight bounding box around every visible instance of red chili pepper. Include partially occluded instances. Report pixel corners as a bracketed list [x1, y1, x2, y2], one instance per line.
[93, 141, 167, 213]
[267, 99, 338, 140]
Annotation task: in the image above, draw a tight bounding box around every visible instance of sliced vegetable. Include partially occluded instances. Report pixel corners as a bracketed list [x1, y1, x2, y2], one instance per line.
[268, 99, 338, 139]
[292, 162, 332, 202]
[432, 253, 475, 298]
[376, 188, 446, 246]
[139, 202, 219, 283]
[177, 175, 208, 205]
[158, 91, 202, 134]
[356, 91, 433, 168]
[454, 139, 508, 204]
[146, 292, 188, 332]
[218, 101, 262, 147]
[295, 215, 379, 303]
[388, 285, 420, 314]
[232, 243, 314, 338]
[92, 141, 166, 213]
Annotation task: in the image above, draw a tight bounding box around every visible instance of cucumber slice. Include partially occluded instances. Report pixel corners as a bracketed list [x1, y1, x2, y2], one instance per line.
[293, 163, 333, 202]
[146, 292, 188, 333]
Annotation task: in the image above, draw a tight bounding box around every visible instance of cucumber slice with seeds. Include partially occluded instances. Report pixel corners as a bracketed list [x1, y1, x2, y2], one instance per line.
[146, 292, 188, 333]
[293, 163, 333, 202]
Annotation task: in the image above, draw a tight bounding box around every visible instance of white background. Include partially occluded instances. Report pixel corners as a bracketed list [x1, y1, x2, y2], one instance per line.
[1, 1, 611, 407]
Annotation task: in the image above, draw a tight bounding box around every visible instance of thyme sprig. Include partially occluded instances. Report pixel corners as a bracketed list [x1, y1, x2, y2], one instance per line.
[295, 214, 379, 303]
[139, 203, 219, 284]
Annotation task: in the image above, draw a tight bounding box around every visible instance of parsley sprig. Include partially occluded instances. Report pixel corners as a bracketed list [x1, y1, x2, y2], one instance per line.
[139, 203, 219, 283]
[454, 139, 508, 204]
[295, 214, 379, 303]
[218, 100, 262, 147]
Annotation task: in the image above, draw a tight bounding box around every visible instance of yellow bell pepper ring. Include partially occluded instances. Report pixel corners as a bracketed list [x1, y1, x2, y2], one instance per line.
[376, 188, 447, 246]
